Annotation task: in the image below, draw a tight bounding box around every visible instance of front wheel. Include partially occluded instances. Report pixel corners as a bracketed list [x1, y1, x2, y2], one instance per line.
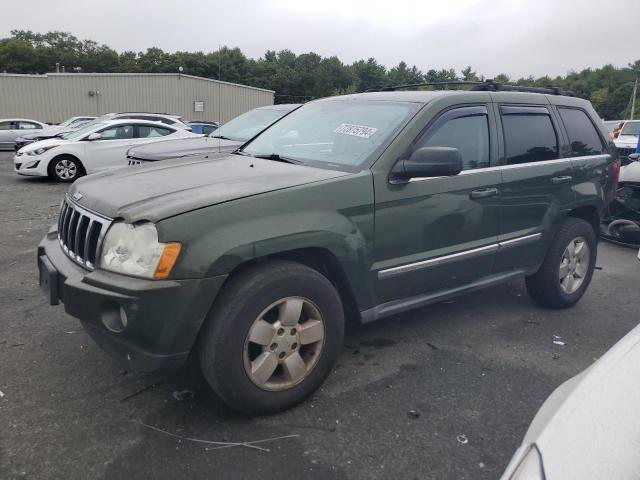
[526, 218, 597, 308]
[198, 261, 344, 415]
[49, 156, 82, 182]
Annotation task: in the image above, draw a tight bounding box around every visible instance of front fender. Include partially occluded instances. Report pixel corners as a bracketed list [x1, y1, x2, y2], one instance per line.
[157, 172, 376, 311]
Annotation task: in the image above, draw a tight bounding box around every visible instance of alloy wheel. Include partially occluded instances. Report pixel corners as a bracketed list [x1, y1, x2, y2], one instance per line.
[243, 296, 325, 391]
[54, 159, 77, 180]
[559, 236, 590, 294]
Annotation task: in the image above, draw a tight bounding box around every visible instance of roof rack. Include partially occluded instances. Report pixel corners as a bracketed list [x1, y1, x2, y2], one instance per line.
[366, 79, 574, 97]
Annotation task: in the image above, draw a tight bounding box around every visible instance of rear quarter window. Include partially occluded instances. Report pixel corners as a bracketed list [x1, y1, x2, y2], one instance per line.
[558, 107, 605, 156]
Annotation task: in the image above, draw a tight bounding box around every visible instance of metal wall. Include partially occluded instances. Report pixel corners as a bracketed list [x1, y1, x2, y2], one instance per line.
[0, 73, 274, 123]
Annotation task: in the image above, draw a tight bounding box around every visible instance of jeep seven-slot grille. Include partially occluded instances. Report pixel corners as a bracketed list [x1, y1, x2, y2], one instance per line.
[57, 198, 111, 269]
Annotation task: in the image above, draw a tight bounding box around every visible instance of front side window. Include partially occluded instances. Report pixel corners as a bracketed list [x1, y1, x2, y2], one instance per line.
[242, 100, 419, 170]
[99, 125, 135, 140]
[414, 108, 490, 170]
[558, 108, 604, 157]
[501, 107, 558, 165]
[138, 125, 172, 138]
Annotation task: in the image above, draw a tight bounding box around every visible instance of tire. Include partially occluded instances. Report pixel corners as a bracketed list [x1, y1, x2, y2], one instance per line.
[198, 260, 344, 415]
[48, 155, 83, 182]
[526, 218, 597, 308]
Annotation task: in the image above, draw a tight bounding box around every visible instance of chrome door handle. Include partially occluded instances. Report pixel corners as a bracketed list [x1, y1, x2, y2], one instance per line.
[551, 175, 572, 185]
[470, 187, 499, 199]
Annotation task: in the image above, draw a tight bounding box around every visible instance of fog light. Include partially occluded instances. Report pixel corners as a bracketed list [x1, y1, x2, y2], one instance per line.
[101, 301, 127, 333]
[119, 306, 128, 329]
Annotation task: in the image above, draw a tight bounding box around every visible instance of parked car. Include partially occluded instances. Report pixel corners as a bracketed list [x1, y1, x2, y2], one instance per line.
[0, 118, 47, 150]
[15, 119, 197, 181]
[603, 119, 624, 139]
[613, 120, 640, 163]
[188, 121, 220, 135]
[501, 320, 640, 480]
[14, 116, 96, 151]
[601, 153, 640, 246]
[126, 104, 299, 165]
[37, 88, 617, 414]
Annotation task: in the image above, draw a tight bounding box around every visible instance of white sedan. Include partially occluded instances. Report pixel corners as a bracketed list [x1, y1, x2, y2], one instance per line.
[14, 119, 197, 182]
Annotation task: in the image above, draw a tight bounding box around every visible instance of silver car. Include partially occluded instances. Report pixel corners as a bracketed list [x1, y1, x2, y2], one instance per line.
[0, 118, 47, 150]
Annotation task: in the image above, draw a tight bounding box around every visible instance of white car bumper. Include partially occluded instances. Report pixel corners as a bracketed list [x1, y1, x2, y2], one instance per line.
[14, 153, 48, 177]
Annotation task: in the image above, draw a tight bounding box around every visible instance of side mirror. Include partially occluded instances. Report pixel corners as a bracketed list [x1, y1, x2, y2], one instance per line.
[86, 132, 102, 141]
[390, 147, 463, 183]
[629, 153, 640, 162]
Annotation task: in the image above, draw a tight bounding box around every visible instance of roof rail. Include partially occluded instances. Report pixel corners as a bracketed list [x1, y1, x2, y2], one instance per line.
[471, 79, 574, 96]
[366, 79, 574, 97]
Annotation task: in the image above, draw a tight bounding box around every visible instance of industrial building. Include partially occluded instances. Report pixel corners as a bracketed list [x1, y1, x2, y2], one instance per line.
[0, 73, 274, 124]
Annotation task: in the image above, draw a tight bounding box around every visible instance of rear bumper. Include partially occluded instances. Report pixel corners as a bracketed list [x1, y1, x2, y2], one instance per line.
[38, 226, 227, 371]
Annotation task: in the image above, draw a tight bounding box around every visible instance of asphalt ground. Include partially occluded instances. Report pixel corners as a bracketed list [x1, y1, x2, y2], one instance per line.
[1, 150, 639, 480]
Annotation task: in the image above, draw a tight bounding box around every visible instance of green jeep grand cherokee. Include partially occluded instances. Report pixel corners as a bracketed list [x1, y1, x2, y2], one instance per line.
[38, 89, 619, 414]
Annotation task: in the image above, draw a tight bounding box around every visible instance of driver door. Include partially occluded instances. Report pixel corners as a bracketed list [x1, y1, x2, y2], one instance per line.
[86, 124, 137, 172]
[373, 104, 502, 304]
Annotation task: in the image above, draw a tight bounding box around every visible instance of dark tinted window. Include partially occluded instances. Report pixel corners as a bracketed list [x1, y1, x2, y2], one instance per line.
[501, 109, 558, 164]
[558, 108, 604, 156]
[202, 125, 217, 135]
[0, 121, 14, 130]
[417, 112, 490, 170]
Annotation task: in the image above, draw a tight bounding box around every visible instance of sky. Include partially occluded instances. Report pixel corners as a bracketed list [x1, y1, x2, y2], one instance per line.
[1, 0, 638, 79]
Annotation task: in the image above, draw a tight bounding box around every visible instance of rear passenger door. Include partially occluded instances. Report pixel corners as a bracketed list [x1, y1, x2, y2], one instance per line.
[494, 103, 574, 272]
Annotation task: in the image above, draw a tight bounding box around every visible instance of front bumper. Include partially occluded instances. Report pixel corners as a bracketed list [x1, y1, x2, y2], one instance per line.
[38, 225, 227, 371]
[14, 153, 47, 176]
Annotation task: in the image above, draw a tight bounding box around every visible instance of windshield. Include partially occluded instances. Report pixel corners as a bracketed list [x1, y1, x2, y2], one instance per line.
[58, 117, 75, 127]
[621, 121, 640, 136]
[242, 100, 418, 169]
[61, 122, 108, 140]
[210, 108, 291, 142]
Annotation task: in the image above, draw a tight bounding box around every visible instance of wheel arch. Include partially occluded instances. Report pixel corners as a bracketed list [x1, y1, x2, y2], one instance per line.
[47, 153, 86, 176]
[219, 247, 363, 324]
[567, 205, 600, 237]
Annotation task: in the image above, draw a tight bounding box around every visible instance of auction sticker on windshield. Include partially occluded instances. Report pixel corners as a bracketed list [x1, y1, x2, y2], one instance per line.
[334, 123, 378, 139]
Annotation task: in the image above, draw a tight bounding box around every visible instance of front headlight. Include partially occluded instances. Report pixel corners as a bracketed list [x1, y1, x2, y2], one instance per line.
[27, 145, 58, 156]
[100, 221, 181, 279]
[508, 445, 545, 480]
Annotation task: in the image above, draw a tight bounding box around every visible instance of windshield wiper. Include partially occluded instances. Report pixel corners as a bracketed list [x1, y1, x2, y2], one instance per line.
[210, 134, 233, 140]
[251, 153, 303, 165]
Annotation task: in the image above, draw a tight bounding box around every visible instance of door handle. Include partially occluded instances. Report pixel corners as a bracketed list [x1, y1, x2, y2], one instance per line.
[551, 175, 572, 185]
[470, 187, 499, 199]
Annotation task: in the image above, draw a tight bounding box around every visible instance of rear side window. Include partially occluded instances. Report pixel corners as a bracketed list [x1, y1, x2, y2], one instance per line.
[138, 125, 173, 138]
[558, 108, 604, 156]
[19, 122, 41, 130]
[501, 106, 558, 165]
[0, 121, 14, 130]
[414, 106, 490, 170]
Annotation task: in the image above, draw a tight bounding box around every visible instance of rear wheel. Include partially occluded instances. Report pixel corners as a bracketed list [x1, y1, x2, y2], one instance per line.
[198, 260, 344, 415]
[48, 156, 82, 182]
[526, 218, 597, 308]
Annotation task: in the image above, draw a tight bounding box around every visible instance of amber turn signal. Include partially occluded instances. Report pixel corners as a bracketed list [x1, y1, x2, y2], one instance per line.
[153, 243, 182, 279]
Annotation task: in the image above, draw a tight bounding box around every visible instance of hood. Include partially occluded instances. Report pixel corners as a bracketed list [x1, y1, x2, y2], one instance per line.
[19, 128, 64, 141]
[127, 136, 241, 162]
[615, 135, 640, 147]
[620, 161, 640, 183]
[19, 138, 68, 153]
[69, 154, 349, 222]
[502, 323, 640, 479]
